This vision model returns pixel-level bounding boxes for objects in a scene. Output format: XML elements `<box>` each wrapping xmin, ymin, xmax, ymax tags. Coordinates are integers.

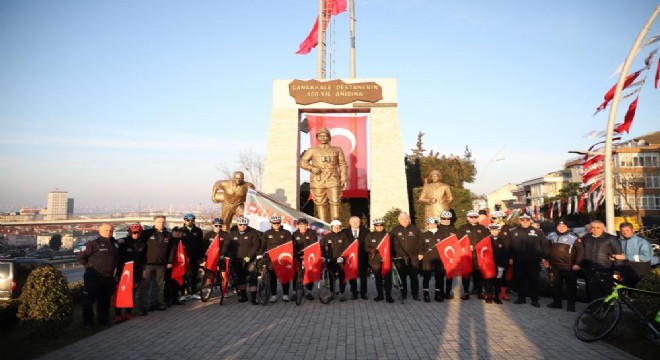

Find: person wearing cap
<box><xmin>113</xmin><ymin>224</ymin><xmax>146</xmax><ymax>323</ymax></box>
<box><xmin>507</xmin><ymin>213</ymin><xmax>549</xmax><ymax>308</ymax></box>
<box><xmin>164</xmin><ymin>226</ymin><xmax>186</xmax><ymax>307</ymax></box>
<box><xmin>618</xmin><ymin>222</ymin><xmax>652</xmax><ymax>287</ymax></box>
<box><xmin>581</xmin><ymin>220</ymin><xmax>624</xmax><ymax>301</ymax></box>
<box><xmin>342</xmin><ymin>216</ymin><xmax>371</xmax><ymax>300</ymax></box>
<box><xmin>181</xmin><ymin>213</ymin><xmax>204</xmax><ymax>300</ymax></box>
<box><xmin>420</xmin><ymin>218</ymin><xmax>445</xmax><ymax>302</ymax></box>
<box><xmin>299</xmin><ymin>127</ymin><xmax>348</xmax><ymax>223</ymax></box>
<box><xmin>458</xmin><ymin>210</ymin><xmax>489</xmax><ymax>300</ymax></box>
<box><xmin>436</xmin><ymin>211</ymin><xmax>461</xmax><ymax>299</ymax></box>
<box><xmin>292</xmin><ymin>218</ymin><xmax>318</xmax><ymax>301</ymax></box>
<box><xmin>365</xmin><ymin>218</ymin><xmax>394</xmax><ymax>303</ymax></box>
<box><xmin>390</xmin><ymin>212</ymin><xmax>423</xmax><ymax>301</ymax></box>
<box><xmin>138</xmin><ymin>215</ymin><xmax>172</xmax><ymax>315</ymax></box>
<box><xmin>546</xmin><ymin>220</ymin><xmax>584</xmax><ymax>312</ymax></box>
<box><xmin>224</xmin><ymin>216</ymin><xmax>261</xmax><ymax>305</ymax></box>
<box><xmin>490</xmin><ymin>211</ymin><xmax>512</xmax><ymax>300</ymax></box>
<box><xmin>321</xmin><ymin>219</ymin><xmax>354</xmax><ymax>301</ymax></box>
<box><xmin>483</xmin><ymin>223</ymin><xmax>509</xmax><ymax>304</ymax></box>
<box><xmin>261</xmin><ymin>216</ymin><xmax>294</xmax><ymax>302</ymax></box>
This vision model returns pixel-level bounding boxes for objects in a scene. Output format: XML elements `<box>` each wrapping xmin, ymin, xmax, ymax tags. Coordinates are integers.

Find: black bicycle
<box><xmin>254</xmin><ymin>257</ymin><xmax>271</xmax><ymax>306</ymax></box>
<box><xmin>293</xmin><ymin>259</ymin><xmax>306</xmax><ymax>306</ymax></box>
<box><xmin>390</xmin><ymin>257</ymin><xmax>406</xmax><ymax>304</ymax></box>
<box><xmin>574</xmin><ymin>279</ymin><xmax>660</xmax><ymax>342</ymax></box>
<box><xmin>318</xmin><ymin>258</ymin><xmax>335</xmax><ymax>304</ymax></box>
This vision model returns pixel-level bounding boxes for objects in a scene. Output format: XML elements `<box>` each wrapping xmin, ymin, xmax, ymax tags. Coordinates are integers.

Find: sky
<box><xmin>1</xmin><ymin>0</ymin><xmax>659</xmax><ymax>211</ymax></box>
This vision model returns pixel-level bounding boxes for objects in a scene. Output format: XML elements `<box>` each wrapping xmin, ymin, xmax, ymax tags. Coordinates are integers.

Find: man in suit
<box><xmin>342</xmin><ymin>216</ymin><xmax>371</xmax><ymax>299</ymax></box>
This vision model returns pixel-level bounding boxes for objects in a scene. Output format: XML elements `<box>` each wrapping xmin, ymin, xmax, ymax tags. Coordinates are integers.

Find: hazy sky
<box><xmin>1</xmin><ymin>0</ymin><xmax>659</xmax><ymax>210</ymax></box>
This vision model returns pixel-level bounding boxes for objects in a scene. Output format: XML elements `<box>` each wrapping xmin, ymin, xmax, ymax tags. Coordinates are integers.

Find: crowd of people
<box><xmin>76</xmin><ymin>211</ymin><xmax>653</xmax><ymax>330</ymax></box>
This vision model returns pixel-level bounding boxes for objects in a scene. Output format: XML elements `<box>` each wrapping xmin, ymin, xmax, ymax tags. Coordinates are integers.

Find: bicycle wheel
<box><xmin>391</xmin><ymin>267</ymin><xmax>403</xmax><ymax>304</ymax></box>
<box><xmin>258</xmin><ymin>269</ymin><xmax>271</xmax><ymax>306</ymax></box>
<box><xmin>574</xmin><ymin>297</ymin><xmax>622</xmax><ymax>342</ymax></box>
<box><xmin>318</xmin><ymin>269</ymin><xmax>334</xmax><ymax>304</ymax></box>
<box><xmin>200</xmin><ymin>270</ymin><xmax>216</xmax><ymax>303</ymax></box>
<box><xmin>295</xmin><ymin>271</ymin><xmax>305</xmax><ymax>306</ymax></box>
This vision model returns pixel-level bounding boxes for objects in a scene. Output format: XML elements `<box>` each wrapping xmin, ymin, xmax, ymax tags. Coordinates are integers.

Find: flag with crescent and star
<box><xmin>267</xmin><ymin>241</ymin><xmax>295</xmax><ymax>283</ymax></box>
<box><xmin>341</xmin><ymin>240</ymin><xmax>359</xmax><ymax>282</ymax></box>
<box><xmin>303</xmin><ymin>242</ymin><xmax>322</xmax><ymax>284</ymax></box>
<box><xmin>306</xmin><ymin>115</ymin><xmax>368</xmax><ymax>198</ymax></box>
<box><xmin>205</xmin><ymin>235</ymin><xmax>222</xmax><ymax>272</ymax></box>
<box><xmin>115</xmin><ymin>261</ymin><xmax>134</xmax><ymax>308</ymax></box>
<box><xmin>475</xmin><ymin>236</ymin><xmax>497</xmax><ymax>279</ymax></box>
<box><xmin>376</xmin><ymin>234</ymin><xmax>391</xmax><ymax>277</ymax></box>
<box><xmin>435</xmin><ymin>234</ymin><xmax>461</xmax><ymax>278</ymax></box>
<box><xmin>171</xmin><ymin>241</ymin><xmax>189</xmax><ymax>286</ymax></box>
<box><xmin>458</xmin><ymin>235</ymin><xmax>473</xmax><ymax>277</ymax></box>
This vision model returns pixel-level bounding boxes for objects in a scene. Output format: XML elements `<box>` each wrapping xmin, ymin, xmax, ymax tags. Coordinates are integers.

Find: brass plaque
<box><xmin>289</xmin><ymin>79</ymin><xmax>383</xmax><ymax>105</ymax></box>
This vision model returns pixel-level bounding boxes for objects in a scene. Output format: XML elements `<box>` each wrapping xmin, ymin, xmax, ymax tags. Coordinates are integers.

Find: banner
<box><xmin>435</xmin><ymin>235</ymin><xmax>461</xmax><ymax>278</ymax></box>
<box><xmin>475</xmin><ymin>236</ymin><xmax>497</xmax><ymax>279</ymax></box>
<box><xmin>303</xmin><ymin>242</ymin><xmax>322</xmax><ymax>284</ymax></box>
<box><xmin>244</xmin><ymin>189</ymin><xmax>329</xmax><ymax>234</ymax></box>
<box><xmin>306</xmin><ymin>115</ymin><xmax>369</xmax><ymax>198</ymax></box>
<box><xmin>267</xmin><ymin>241</ymin><xmax>295</xmax><ymax>284</ymax></box>
<box><xmin>376</xmin><ymin>234</ymin><xmax>391</xmax><ymax>277</ymax></box>
<box><xmin>341</xmin><ymin>240</ymin><xmax>359</xmax><ymax>282</ymax></box>
<box><xmin>171</xmin><ymin>241</ymin><xmax>189</xmax><ymax>286</ymax></box>
<box><xmin>115</xmin><ymin>261</ymin><xmax>134</xmax><ymax>308</ymax></box>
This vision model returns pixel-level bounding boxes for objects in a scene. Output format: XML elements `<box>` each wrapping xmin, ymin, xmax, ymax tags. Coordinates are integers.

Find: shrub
<box><xmin>383</xmin><ymin>208</ymin><xmax>403</xmax><ymax>232</ymax></box>
<box><xmin>68</xmin><ymin>281</ymin><xmax>84</xmax><ymax>303</ymax></box>
<box><xmin>17</xmin><ymin>266</ymin><xmax>73</xmax><ymax>337</ymax></box>
<box><xmin>634</xmin><ymin>268</ymin><xmax>660</xmax><ymax>321</ymax></box>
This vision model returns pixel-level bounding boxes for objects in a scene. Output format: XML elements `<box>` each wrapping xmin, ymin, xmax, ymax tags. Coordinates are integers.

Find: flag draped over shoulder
<box><xmin>342</xmin><ymin>240</ymin><xmax>359</xmax><ymax>282</ymax></box>
<box><xmin>303</xmin><ymin>242</ymin><xmax>322</xmax><ymax>284</ymax></box>
<box><xmin>171</xmin><ymin>241</ymin><xmax>189</xmax><ymax>286</ymax></box>
<box><xmin>268</xmin><ymin>241</ymin><xmax>295</xmax><ymax>283</ymax></box>
<box><xmin>205</xmin><ymin>235</ymin><xmax>221</xmax><ymax>272</ymax></box>
<box><xmin>376</xmin><ymin>234</ymin><xmax>391</xmax><ymax>277</ymax></box>
<box><xmin>296</xmin><ymin>0</ymin><xmax>349</xmax><ymax>54</ymax></box>
<box><xmin>435</xmin><ymin>234</ymin><xmax>461</xmax><ymax>278</ymax></box>
<box><xmin>458</xmin><ymin>235</ymin><xmax>473</xmax><ymax>277</ymax></box>
<box><xmin>115</xmin><ymin>261</ymin><xmax>134</xmax><ymax>308</ymax></box>
<box><xmin>475</xmin><ymin>236</ymin><xmax>497</xmax><ymax>279</ymax></box>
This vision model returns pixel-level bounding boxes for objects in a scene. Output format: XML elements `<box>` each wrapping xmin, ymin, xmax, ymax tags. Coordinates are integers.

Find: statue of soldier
<box><xmin>299</xmin><ymin>127</ymin><xmax>348</xmax><ymax>223</ymax></box>
<box><xmin>211</xmin><ymin>171</ymin><xmax>256</xmax><ymax>231</ymax></box>
<box><xmin>418</xmin><ymin>169</ymin><xmax>453</xmax><ymax>221</ymax></box>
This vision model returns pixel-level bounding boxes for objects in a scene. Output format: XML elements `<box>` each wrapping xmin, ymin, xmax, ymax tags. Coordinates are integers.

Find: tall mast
<box><xmin>350</xmin><ymin>0</ymin><xmax>356</xmax><ymax>78</ymax></box>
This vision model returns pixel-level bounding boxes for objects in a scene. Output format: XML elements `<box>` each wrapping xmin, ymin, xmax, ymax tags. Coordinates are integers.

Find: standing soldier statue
<box><xmin>211</xmin><ymin>171</ymin><xmax>256</xmax><ymax>231</ymax></box>
<box><xmin>418</xmin><ymin>169</ymin><xmax>453</xmax><ymax>221</ymax></box>
<box><xmin>299</xmin><ymin>127</ymin><xmax>348</xmax><ymax>223</ymax></box>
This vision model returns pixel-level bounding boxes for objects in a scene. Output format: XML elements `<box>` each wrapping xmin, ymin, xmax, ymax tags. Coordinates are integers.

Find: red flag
<box><xmin>578</xmin><ymin>195</ymin><xmax>586</xmax><ymax>214</ymax></box>
<box><xmin>376</xmin><ymin>234</ymin><xmax>391</xmax><ymax>277</ymax></box>
<box><xmin>475</xmin><ymin>236</ymin><xmax>497</xmax><ymax>279</ymax></box>
<box><xmin>596</xmin><ymin>70</ymin><xmax>642</xmax><ymax>112</ymax></box>
<box><xmin>205</xmin><ymin>235</ymin><xmax>221</xmax><ymax>272</ymax></box>
<box><xmin>655</xmin><ymin>58</ymin><xmax>659</xmax><ymax>88</ymax></box>
<box><xmin>171</xmin><ymin>241</ymin><xmax>189</xmax><ymax>286</ymax></box>
<box><xmin>435</xmin><ymin>234</ymin><xmax>461</xmax><ymax>278</ymax></box>
<box><xmin>303</xmin><ymin>242</ymin><xmax>322</xmax><ymax>284</ymax></box>
<box><xmin>267</xmin><ymin>241</ymin><xmax>295</xmax><ymax>283</ymax></box>
<box><xmin>306</xmin><ymin>115</ymin><xmax>368</xmax><ymax>198</ymax></box>
<box><xmin>115</xmin><ymin>261</ymin><xmax>134</xmax><ymax>308</ymax></box>
<box><xmin>341</xmin><ymin>240</ymin><xmax>359</xmax><ymax>282</ymax></box>
<box><xmin>614</xmin><ymin>97</ymin><xmax>639</xmax><ymax>134</ymax></box>
<box><xmin>582</xmin><ymin>154</ymin><xmax>604</xmax><ymax>169</ymax></box>
<box><xmin>296</xmin><ymin>0</ymin><xmax>348</xmax><ymax>55</ymax></box>
<box><xmin>458</xmin><ymin>235</ymin><xmax>473</xmax><ymax>277</ymax></box>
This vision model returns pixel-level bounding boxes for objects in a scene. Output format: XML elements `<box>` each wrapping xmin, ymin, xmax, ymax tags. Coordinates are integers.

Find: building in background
<box><xmin>46</xmin><ymin>190</ymin><xmax>73</xmax><ymax>220</ymax></box>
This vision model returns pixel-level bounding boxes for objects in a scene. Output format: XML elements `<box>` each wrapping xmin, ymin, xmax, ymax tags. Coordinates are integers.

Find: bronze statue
<box><xmin>299</xmin><ymin>127</ymin><xmax>348</xmax><ymax>223</ymax></box>
<box><xmin>211</xmin><ymin>171</ymin><xmax>256</xmax><ymax>231</ymax></box>
<box><xmin>418</xmin><ymin>169</ymin><xmax>453</xmax><ymax>220</ymax></box>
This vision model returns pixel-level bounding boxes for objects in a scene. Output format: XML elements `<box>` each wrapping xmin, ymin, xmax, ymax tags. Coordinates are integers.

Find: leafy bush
<box><xmin>68</xmin><ymin>281</ymin><xmax>84</xmax><ymax>303</ymax></box>
<box><xmin>383</xmin><ymin>208</ymin><xmax>403</xmax><ymax>232</ymax></box>
<box><xmin>634</xmin><ymin>268</ymin><xmax>660</xmax><ymax>321</ymax></box>
<box><xmin>17</xmin><ymin>266</ymin><xmax>73</xmax><ymax>337</ymax></box>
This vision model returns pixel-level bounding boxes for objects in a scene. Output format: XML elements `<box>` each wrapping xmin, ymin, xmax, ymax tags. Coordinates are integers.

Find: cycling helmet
<box><xmin>372</xmin><ymin>218</ymin><xmax>385</xmax><ymax>225</ymax></box>
<box><xmin>236</xmin><ymin>216</ymin><xmax>250</xmax><ymax>225</ymax></box>
<box><xmin>212</xmin><ymin>218</ymin><xmax>223</xmax><ymax>225</ymax></box>
<box><xmin>426</xmin><ymin>217</ymin><xmax>439</xmax><ymax>224</ymax></box>
<box><xmin>297</xmin><ymin>218</ymin><xmax>309</xmax><ymax>225</ymax></box>
<box><xmin>440</xmin><ymin>211</ymin><xmax>453</xmax><ymax>219</ymax></box>
<box><xmin>183</xmin><ymin>213</ymin><xmax>195</xmax><ymax>221</ymax></box>
<box><xmin>466</xmin><ymin>210</ymin><xmax>479</xmax><ymax>217</ymax></box>
<box><xmin>330</xmin><ymin>219</ymin><xmax>342</xmax><ymax>226</ymax></box>
<box><xmin>129</xmin><ymin>224</ymin><xmax>143</xmax><ymax>233</ymax></box>
<box><xmin>269</xmin><ymin>216</ymin><xmax>282</xmax><ymax>223</ymax></box>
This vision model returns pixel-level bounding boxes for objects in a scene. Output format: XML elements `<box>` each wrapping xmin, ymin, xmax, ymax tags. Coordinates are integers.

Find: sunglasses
<box><xmin>520</xmin><ymin>219</ymin><xmax>531</xmax><ymax>222</ymax></box>
<box><xmin>375</xmin><ymin>224</ymin><xmax>384</xmax><ymax>226</ymax></box>
<box><xmin>213</xmin><ymin>224</ymin><xmax>221</xmax><ymax>227</ymax></box>
<box><xmin>238</xmin><ymin>224</ymin><xmax>248</xmax><ymax>226</ymax></box>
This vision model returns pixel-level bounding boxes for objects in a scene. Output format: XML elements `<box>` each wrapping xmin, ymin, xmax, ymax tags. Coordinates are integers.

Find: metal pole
<box><xmin>350</xmin><ymin>0</ymin><xmax>356</xmax><ymax>78</ymax></box>
<box><xmin>317</xmin><ymin>0</ymin><xmax>324</xmax><ymax>79</ymax></box>
<box><xmin>604</xmin><ymin>5</ymin><xmax>660</xmax><ymax>234</ymax></box>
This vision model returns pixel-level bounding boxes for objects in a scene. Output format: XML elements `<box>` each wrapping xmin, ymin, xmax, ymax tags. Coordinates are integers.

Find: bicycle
<box><xmin>574</xmin><ymin>279</ymin><xmax>660</xmax><ymax>342</ymax></box>
<box><xmin>199</xmin><ymin>263</ymin><xmax>222</xmax><ymax>303</ymax></box>
<box><xmin>199</xmin><ymin>258</ymin><xmax>241</xmax><ymax>305</ymax></box>
<box><xmin>293</xmin><ymin>258</ymin><xmax>306</xmax><ymax>306</ymax></box>
<box><xmin>390</xmin><ymin>257</ymin><xmax>407</xmax><ymax>304</ymax></box>
<box><xmin>318</xmin><ymin>258</ymin><xmax>335</xmax><ymax>304</ymax></box>
<box><xmin>254</xmin><ymin>257</ymin><xmax>271</xmax><ymax>306</ymax></box>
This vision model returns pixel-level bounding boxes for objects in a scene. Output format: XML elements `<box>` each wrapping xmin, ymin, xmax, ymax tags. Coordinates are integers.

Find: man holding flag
<box><xmin>458</xmin><ymin>210</ymin><xmax>488</xmax><ymax>300</ymax></box>
<box><xmin>479</xmin><ymin>224</ymin><xmax>509</xmax><ymax>304</ymax></box>
<box><xmin>224</xmin><ymin>216</ymin><xmax>261</xmax><ymax>305</ymax></box>
<box><xmin>321</xmin><ymin>219</ymin><xmax>354</xmax><ymax>301</ymax></box>
<box><xmin>293</xmin><ymin>218</ymin><xmax>319</xmax><ymax>301</ymax></box>
<box><xmin>114</xmin><ymin>223</ymin><xmax>145</xmax><ymax>322</ymax></box>
<box><xmin>261</xmin><ymin>216</ymin><xmax>294</xmax><ymax>303</ymax></box>
<box><xmin>166</xmin><ymin>227</ymin><xmax>188</xmax><ymax>307</ymax></box>
<box><xmin>436</xmin><ymin>211</ymin><xmax>461</xmax><ymax>299</ymax></box>
<box><xmin>366</xmin><ymin>218</ymin><xmax>394</xmax><ymax>303</ymax></box>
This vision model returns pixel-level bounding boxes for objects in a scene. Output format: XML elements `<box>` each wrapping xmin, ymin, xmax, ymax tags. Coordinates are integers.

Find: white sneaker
<box><xmin>191</xmin><ymin>294</ymin><xmax>201</xmax><ymax>300</ymax></box>
<box><xmin>178</xmin><ymin>296</ymin><xmax>187</xmax><ymax>302</ymax></box>
<box><xmin>183</xmin><ymin>294</ymin><xmax>192</xmax><ymax>300</ymax></box>
<box><xmin>269</xmin><ymin>295</ymin><xmax>277</xmax><ymax>303</ymax></box>
<box><xmin>282</xmin><ymin>295</ymin><xmax>290</xmax><ymax>302</ymax></box>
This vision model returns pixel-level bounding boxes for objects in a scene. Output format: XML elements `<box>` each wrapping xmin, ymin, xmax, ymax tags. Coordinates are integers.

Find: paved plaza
<box><xmin>39</xmin><ymin>282</ymin><xmax>635</xmax><ymax>360</ymax></box>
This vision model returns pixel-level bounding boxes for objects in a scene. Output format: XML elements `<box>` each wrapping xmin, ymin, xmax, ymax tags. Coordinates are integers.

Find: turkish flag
<box><xmin>435</xmin><ymin>234</ymin><xmax>461</xmax><ymax>278</ymax></box>
<box><xmin>342</xmin><ymin>240</ymin><xmax>359</xmax><ymax>282</ymax></box>
<box><xmin>377</xmin><ymin>234</ymin><xmax>391</xmax><ymax>277</ymax></box>
<box><xmin>615</xmin><ymin>97</ymin><xmax>639</xmax><ymax>134</ymax></box>
<box><xmin>596</xmin><ymin>70</ymin><xmax>642</xmax><ymax>112</ymax></box>
<box><xmin>582</xmin><ymin>155</ymin><xmax>604</xmax><ymax>169</ymax></box>
<box><xmin>303</xmin><ymin>242</ymin><xmax>322</xmax><ymax>284</ymax></box>
<box><xmin>306</xmin><ymin>115</ymin><xmax>368</xmax><ymax>198</ymax></box>
<box><xmin>171</xmin><ymin>241</ymin><xmax>189</xmax><ymax>286</ymax></box>
<box><xmin>458</xmin><ymin>235</ymin><xmax>473</xmax><ymax>277</ymax></box>
<box><xmin>205</xmin><ymin>235</ymin><xmax>222</xmax><ymax>272</ymax></box>
<box><xmin>267</xmin><ymin>241</ymin><xmax>295</xmax><ymax>284</ymax></box>
<box><xmin>655</xmin><ymin>58</ymin><xmax>659</xmax><ymax>88</ymax></box>
<box><xmin>115</xmin><ymin>261</ymin><xmax>134</xmax><ymax>308</ymax></box>
<box><xmin>296</xmin><ymin>0</ymin><xmax>348</xmax><ymax>55</ymax></box>
<box><xmin>475</xmin><ymin>236</ymin><xmax>497</xmax><ymax>279</ymax></box>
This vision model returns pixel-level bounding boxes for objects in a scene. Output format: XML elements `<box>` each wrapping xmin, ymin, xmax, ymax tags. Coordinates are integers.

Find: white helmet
<box><xmin>466</xmin><ymin>210</ymin><xmax>479</xmax><ymax>217</ymax></box>
<box><xmin>440</xmin><ymin>211</ymin><xmax>453</xmax><ymax>219</ymax></box>
<box><xmin>236</xmin><ymin>216</ymin><xmax>250</xmax><ymax>225</ymax></box>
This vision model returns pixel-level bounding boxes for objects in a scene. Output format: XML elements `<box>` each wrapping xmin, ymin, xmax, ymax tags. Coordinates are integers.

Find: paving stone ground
<box><xmin>39</xmin><ymin>280</ymin><xmax>636</xmax><ymax>360</ymax></box>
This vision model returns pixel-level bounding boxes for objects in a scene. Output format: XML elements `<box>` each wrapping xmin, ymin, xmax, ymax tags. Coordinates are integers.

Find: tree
<box><xmin>615</xmin><ymin>172</ymin><xmax>645</xmax><ymax>227</ymax></box>
<box><xmin>49</xmin><ymin>234</ymin><xmax>62</xmax><ymax>252</ymax></box>
<box><xmin>217</xmin><ymin>148</ymin><xmax>265</xmax><ymax>190</ymax></box>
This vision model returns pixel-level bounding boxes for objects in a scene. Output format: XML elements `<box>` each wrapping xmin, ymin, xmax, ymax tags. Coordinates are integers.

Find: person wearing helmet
<box><xmin>203</xmin><ymin>218</ymin><xmax>227</xmax><ymax>254</ymax></box>
<box><xmin>390</xmin><ymin>212</ymin><xmax>423</xmax><ymax>301</ymax></box>
<box><xmin>292</xmin><ymin>218</ymin><xmax>318</xmax><ymax>301</ymax></box>
<box><xmin>211</xmin><ymin>171</ymin><xmax>256</xmax><ymax>231</ymax></box>
<box><xmin>436</xmin><ymin>211</ymin><xmax>461</xmax><ymax>299</ymax></box>
<box><xmin>261</xmin><ymin>216</ymin><xmax>293</xmax><ymax>302</ymax></box>
<box><xmin>457</xmin><ymin>210</ymin><xmax>489</xmax><ymax>300</ymax></box>
<box><xmin>180</xmin><ymin>213</ymin><xmax>204</xmax><ymax>300</ymax></box>
<box><xmin>365</xmin><ymin>218</ymin><xmax>393</xmax><ymax>303</ymax></box>
<box><xmin>321</xmin><ymin>219</ymin><xmax>353</xmax><ymax>301</ymax></box>
<box><xmin>114</xmin><ymin>224</ymin><xmax>146</xmax><ymax>323</ymax></box>
<box><xmin>224</xmin><ymin>216</ymin><xmax>261</xmax><ymax>304</ymax></box>
<box><xmin>420</xmin><ymin>218</ymin><xmax>445</xmax><ymax>302</ymax></box>
<box><xmin>299</xmin><ymin>127</ymin><xmax>348</xmax><ymax>223</ymax></box>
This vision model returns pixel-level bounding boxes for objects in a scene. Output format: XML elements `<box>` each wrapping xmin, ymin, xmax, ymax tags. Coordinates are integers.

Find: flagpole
<box><xmin>350</xmin><ymin>0</ymin><xmax>356</xmax><ymax>78</ymax></box>
<box><xmin>603</xmin><ymin>5</ymin><xmax>660</xmax><ymax>234</ymax></box>
<box><xmin>317</xmin><ymin>0</ymin><xmax>325</xmax><ymax>79</ymax></box>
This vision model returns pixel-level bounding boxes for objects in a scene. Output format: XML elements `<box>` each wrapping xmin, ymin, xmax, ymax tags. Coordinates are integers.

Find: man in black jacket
<box><xmin>390</xmin><ymin>212</ymin><xmax>423</xmax><ymax>301</ymax></box>
<box><xmin>581</xmin><ymin>220</ymin><xmax>624</xmax><ymax>301</ymax></box>
<box><xmin>138</xmin><ymin>215</ymin><xmax>173</xmax><ymax>315</ymax></box>
<box><xmin>181</xmin><ymin>213</ymin><xmax>204</xmax><ymax>300</ymax></box>
<box><xmin>342</xmin><ymin>216</ymin><xmax>371</xmax><ymax>300</ymax></box>
<box><xmin>508</xmin><ymin>213</ymin><xmax>548</xmax><ymax>308</ymax></box>
<box><xmin>546</xmin><ymin>220</ymin><xmax>584</xmax><ymax>312</ymax></box>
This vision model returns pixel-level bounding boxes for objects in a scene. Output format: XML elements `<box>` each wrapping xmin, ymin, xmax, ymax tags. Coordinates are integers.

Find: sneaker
<box><xmin>373</xmin><ymin>295</ymin><xmax>384</xmax><ymax>302</ymax></box>
<box><xmin>306</xmin><ymin>293</ymin><xmax>315</xmax><ymax>300</ymax></box>
<box><xmin>423</xmin><ymin>292</ymin><xmax>431</xmax><ymax>302</ymax></box>
<box><xmin>460</xmin><ymin>293</ymin><xmax>470</xmax><ymax>300</ymax></box>
<box><xmin>269</xmin><ymin>295</ymin><xmax>277</xmax><ymax>303</ymax></box>
<box><xmin>178</xmin><ymin>296</ymin><xmax>187</xmax><ymax>302</ymax></box>
<box><xmin>191</xmin><ymin>294</ymin><xmax>201</xmax><ymax>300</ymax></box>
<box><xmin>477</xmin><ymin>293</ymin><xmax>485</xmax><ymax>300</ymax></box>
<box><xmin>183</xmin><ymin>294</ymin><xmax>192</xmax><ymax>300</ymax></box>
<box><xmin>445</xmin><ymin>292</ymin><xmax>454</xmax><ymax>300</ymax></box>
<box><xmin>282</xmin><ymin>295</ymin><xmax>290</xmax><ymax>302</ymax></box>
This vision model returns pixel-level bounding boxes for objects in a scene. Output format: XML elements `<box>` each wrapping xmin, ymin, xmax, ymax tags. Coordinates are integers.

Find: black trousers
<box><xmin>268</xmin><ymin>269</ymin><xmax>290</xmax><ymax>296</ymax></box>
<box><xmin>373</xmin><ymin>268</ymin><xmax>392</xmax><ymax>297</ymax></box>
<box><xmin>514</xmin><ymin>261</ymin><xmax>541</xmax><ymax>302</ymax></box>
<box><xmin>82</xmin><ymin>270</ymin><xmax>114</xmax><ymax>326</ymax></box>
<box><xmin>550</xmin><ymin>267</ymin><xmax>577</xmax><ymax>303</ymax></box>
<box><xmin>462</xmin><ymin>263</ymin><xmax>483</xmax><ymax>295</ymax></box>
<box><xmin>358</xmin><ymin>261</ymin><xmax>369</xmax><ymax>296</ymax></box>
<box><xmin>186</xmin><ymin>259</ymin><xmax>200</xmax><ymax>295</ymax></box>
<box><xmin>585</xmin><ymin>269</ymin><xmax>613</xmax><ymax>302</ymax></box>
<box><xmin>396</xmin><ymin>259</ymin><xmax>419</xmax><ymax>296</ymax></box>
<box><xmin>139</xmin><ymin>265</ymin><xmax>165</xmax><ymax>311</ymax></box>
<box><xmin>484</xmin><ymin>277</ymin><xmax>503</xmax><ymax>297</ymax></box>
